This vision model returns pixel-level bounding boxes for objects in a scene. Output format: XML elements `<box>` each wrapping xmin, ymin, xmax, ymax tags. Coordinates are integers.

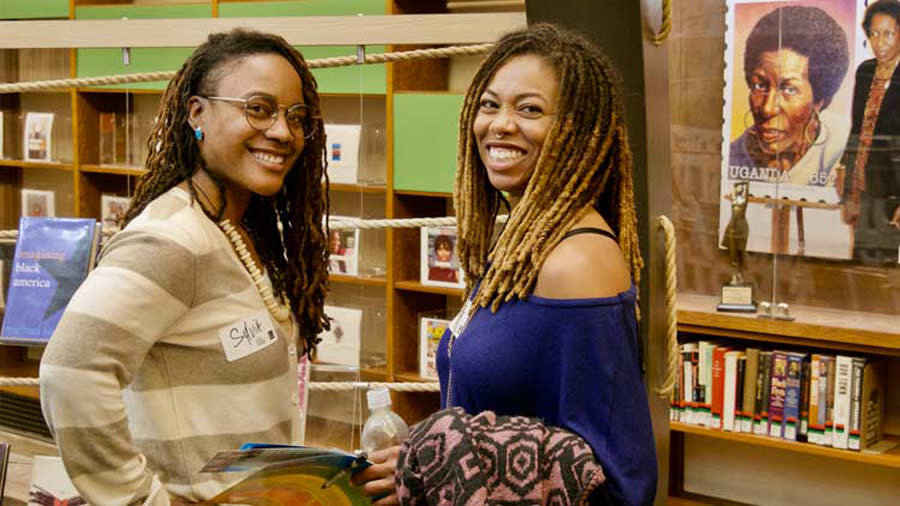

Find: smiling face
<box><xmin>868</xmin><ymin>12</ymin><xmax>900</xmax><ymax>64</ymax></box>
<box><xmin>190</xmin><ymin>53</ymin><xmax>305</xmax><ymax>198</ymax></box>
<box><xmin>473</xmin><ymin>54</ymin><xmax>560</xmax><ymax>197</ymax></box>
<box><xmin>747</xmin><ymin>49</ymin><xmax>821</xmax><ymax>154</ymax></box>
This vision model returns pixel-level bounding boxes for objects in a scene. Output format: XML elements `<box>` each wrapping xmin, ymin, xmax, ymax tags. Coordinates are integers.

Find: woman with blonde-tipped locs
<box><xmin>353</xmin><ymin>24</ymin><xmax>657</xmax><ymax>506</ymax></box>
<box><xmin>451</xmin><ymin>23</ymin><xmax>655</xmax><ymax>505</ymax></box>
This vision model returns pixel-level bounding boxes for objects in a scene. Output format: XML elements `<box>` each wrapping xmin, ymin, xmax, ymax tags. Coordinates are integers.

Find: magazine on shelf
<box><xmin>21</xmin><ymin>188</ymin><xmax>55</xmax><ymax>218</ymax></box>
<box><xmin>200</xmin><ymin>443</ymin><xmax>371</xmax><ymax>506</ymax></box>
<box><xmin>27</xmin><ymin>456</ymin><xmax>87</xmax><ymax>506</ymax></box>
<box><xmin>420</xmin><ymin>226</ymin><xmax>464</xmax><ymax>288</ymax></box>
<box><xmin>324</xmin><ymin>124</ymin><xmax>362</xmax><ymax>184</ymax></box>
<box><xmin>316</xmin><ymin>305</ymin><xmax>362</xmax><ymax>367</ymax></box>
<box><xmin>24</xmin><ymin>112</ymin><xmax>53</xmax><ymax>162</ymax></box>
<box><xmin>101</xmin><ymin>194</ymin><xmax>131</xmax><ymax>232</ymax></box>
<box><xmin>327</xmin><ymin>217</ymin><xmax>360</xmax><ymax>276</ymax></box>
<box><xmin>419</xmin><ymin>316</ymin><xmax>449</xmax><ymax>380</ymax></box>
<box><xmin>1</xmin><ymin>217</ymin><xmax>100</xmax><ymax>344</ymax></box>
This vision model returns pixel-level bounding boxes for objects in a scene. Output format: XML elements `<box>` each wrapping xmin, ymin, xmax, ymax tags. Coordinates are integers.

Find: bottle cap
<box><xmin>367</xmin><ymin>387</ymin><xmax>392</xmax><ymax>410</ymax></box>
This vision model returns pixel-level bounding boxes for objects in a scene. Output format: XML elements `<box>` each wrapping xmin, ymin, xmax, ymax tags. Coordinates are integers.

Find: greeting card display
<box><xmin>21</xmin><ymin>189</ymin><xmax>55</xmax><ymax>218</ymax></box>
<box><xmin>324</xmin><ymin>124</ymin><xmax>362</xmax><ymax>184</ymax></box>
<box><xmin>420</xmin><ymin>226</ymin><xmax>464</xmax><ymax>288</ymax></box>
<box><xmin>101</xmin><ymin>195</ymin><xmax>131</xmax><ymax>232</ymax></box>
<box><xmin>316</xmin><ymin>305</ymin><xmax>363</xmax><ymax>367</ymax></box>
<box><xmin>419</xmin><ymin>317</ymin><xmax>450</xmax><ymax>380</ymax></box>
<box><xmin>24</xmin><ymin>112</ymin><xmax>53</xmax><ymax>162</ymax></box>
<box><xmin>327</xmin><ymin>218</ymin><xmax>360</xmax><ymax>276</ymax></box>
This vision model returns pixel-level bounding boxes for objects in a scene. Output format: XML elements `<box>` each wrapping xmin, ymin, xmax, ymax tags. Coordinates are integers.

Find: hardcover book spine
<box><xmin>682</xmin><ymin>343</ymin><xmax>696</xmax><ymax>425</ymax></box>
<box><xmin>768</xmin><ymin>351</ymin><xmax>788</xmax><ymax>439</ymax></box>
<box><xmin>824</xmin><ymin>356</ymin><xmax>836</xmax><ymax>447</ymax></box>
<box><xmin>735</xmin><ymin>355</ymin><xmax>746</xmax><ymax>431</ymax></box>
<box><xmin>782</xmin><ymin>353</ymin><xmax>805</xmax><ymax>441</ymax></box>
<box><xmin>847</xmin><ymin>357</ymin><xmax>866</xmax><ymax>451</ymax></box>
<box><xmin>860</xmin><ymin>359</ymin><xmax>886</xmax><ymax>450</ymax></box>
<box><xmin>808</xmin><ymin>354</ymin><xmax>823</xmax><ymax>445</ymax></box>
<box><xmin>754</xmin><ymin>351</ymin><xmax>772</xmax><ymax>436</ymax></box>
<box><xmin>711</xmin><ymin>346</ymin><xmax>728</xmax><ymax>430</ymax></box>
<box><xmin>741</xmin><ymin>348</ymin><xmax>760</xmax><ymax>434</ymax></box>
<box><xmin>698</xmin><ymin>341</ymin><xmax>713</xmax><ymax>427</ymax></box>
<box><xmin>723</xmin><ymin>351</ymin><xmax>740</xmax><ymax>432</ymax></box>
<box><xmin>832</xmin><ymin>355</ymin><xmax>854</xmax><ymax>449</ymax></box>
<box><xmin>799</xmin><ymin>359</ymin><xmax>811</xmax><ymax>443</ymax></box>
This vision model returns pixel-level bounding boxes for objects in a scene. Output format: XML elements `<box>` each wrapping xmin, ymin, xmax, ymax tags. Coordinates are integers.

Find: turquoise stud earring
<box><xmin>194</xmin><ymin>126</ymin><xmax>204</xmax><ymax>141</ymax></box>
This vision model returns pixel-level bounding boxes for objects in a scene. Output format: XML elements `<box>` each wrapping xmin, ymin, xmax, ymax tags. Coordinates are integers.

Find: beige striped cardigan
<box><xmin>40</xmin><ymin>186</ymin><xmax>302</xmax><ymax>505</ymax></box>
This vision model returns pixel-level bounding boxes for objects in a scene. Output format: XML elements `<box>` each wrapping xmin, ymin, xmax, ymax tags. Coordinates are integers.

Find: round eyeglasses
<box><xmin>204</xmin><ymin>95</ymin><xmax>318</xmax><ymax>140</ymax></box>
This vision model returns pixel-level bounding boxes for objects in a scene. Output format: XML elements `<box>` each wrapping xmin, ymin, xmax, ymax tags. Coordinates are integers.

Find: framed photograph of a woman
<box><xmin>722</xmin><ymin>1</ymin><xmax>862</xmax><ymax>259</ymax></box>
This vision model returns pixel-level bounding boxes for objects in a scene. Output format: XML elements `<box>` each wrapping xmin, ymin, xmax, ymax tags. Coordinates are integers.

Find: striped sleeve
<box><xmin>40</xmin><ymin>226</ymin><xmax>197</xmax><ymax>506</ymax></box>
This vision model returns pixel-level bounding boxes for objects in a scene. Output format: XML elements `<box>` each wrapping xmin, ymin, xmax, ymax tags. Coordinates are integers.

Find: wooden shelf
<box><xmin>328</xmin><ymin>182</ymin><xmax>387</xmax><ymax>194</ymax></box>
<box><xmin>394</xmin><ymin>371</ymin><xmax>439</xmax><ymax>383</ymax></box>
<box><xmin>0</xmin><ymin>159</ymin><xmax>72</xmax><ymax>171</ymax></box>
<box><xmin>677</xmin><ymin>293</ymin><xmax>900</xmax><ymax>356</ymax></box>
<box><xmin>394</xmin><ymin>279</ymin><xmax>463</xmax><ymax>296</ymax></box>
<box><xmin>671</xmin><ymin>421</ymin><xmax>900</xmax><ymax>469</ymax></box>
<box><xmin>79</xmin><ymin>163</ymin><xmax>146</xmax><ymax>176</ymax></box>
<box><xmin>394</xmin><ymin>189</ymin><xmax>452</xmax><ymax>198</ymax></box>
<box><xmin>329</xmin><ymin>273</ymin><xmax>386</xmax><ymax>287</ymax></box>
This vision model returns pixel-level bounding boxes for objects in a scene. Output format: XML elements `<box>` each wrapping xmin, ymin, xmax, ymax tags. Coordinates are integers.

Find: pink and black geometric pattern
<box><xmin>396</xmin><ymin>407</ymin><xmax>605</xmax><ymax>506</ymax></box>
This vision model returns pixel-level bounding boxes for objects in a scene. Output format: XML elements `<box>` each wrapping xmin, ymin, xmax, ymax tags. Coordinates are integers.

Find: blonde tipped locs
<box><xmin>123</xmin><ymin>28</ymin><xmax>331</xmax><ymax>357</ymax></box>
<box><xmin>454</xmin><ymin>23</ymin><xmax>643</xmax><ymax>312</ymax></box>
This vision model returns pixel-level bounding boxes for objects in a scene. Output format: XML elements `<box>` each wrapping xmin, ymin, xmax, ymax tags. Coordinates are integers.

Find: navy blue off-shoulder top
<box><xmin>436</xmin><ymin>287</ymin><xmax>658</xmax><ymax>506</ymax></box>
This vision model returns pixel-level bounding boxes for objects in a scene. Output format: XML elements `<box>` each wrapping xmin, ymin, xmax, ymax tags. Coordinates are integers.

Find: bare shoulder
<box><xmin>533</xmin><ymin>227</ymin><xmax>631</xmax><ymax>299</ymax></box>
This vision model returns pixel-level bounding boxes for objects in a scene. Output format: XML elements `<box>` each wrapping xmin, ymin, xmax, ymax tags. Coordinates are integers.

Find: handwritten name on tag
<box><xmin>218</xmin><ymin>310</ymin><xmax>279</xmax><ymax>362</ymax></box>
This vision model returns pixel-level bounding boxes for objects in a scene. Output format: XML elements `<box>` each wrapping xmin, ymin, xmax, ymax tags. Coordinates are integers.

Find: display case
<box><xmin>667</xmin><ymin>1</ymin><xmax>900</xmax><ymax>504</ymax></box>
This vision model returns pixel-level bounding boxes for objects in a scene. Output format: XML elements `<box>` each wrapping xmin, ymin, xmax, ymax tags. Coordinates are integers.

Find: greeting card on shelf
<box><xmin>328</xmin><ymin>217</ymin><xmax>360</xmax><ymax>276</ymax></box>
<box><xmin>324</xmin><ymin>124</ymin><xmax>362</xmax><ymax>184</ymax></box>
<box><xmin>27</xmin><ymin>456</ymin><xmax>87</xmax><ymax>506</ymax></box>
<box><xmin>101</xmin><ymin>195</ymin><xmax>131</xmax><ymax>232</ymax></box>
<box><xmin>419</xmin><ymin>316</ymin><xmax>450</xmax><ymax>380</ymax></box>
<box><xmin>420</xmin><ymin>226</ymin><xmax>465</xmax><ymax>288</ymax></box>
<box><xmin>316</xmin><ymin>305</ymin><xmax>362</xmax><ymax>368</ymax></box>
<box><xmin>1</xmin><ymin>217</ymin><xmax>100</xmax><ymax>344</ymax></box>
<box><xmin>24</xmin><ymin>112</ymin><xmax>53</xmax><ymax>162</ymax></box>
<box><xmin>21</xmin><ymin>189</ymin><xmax>55</xmax><ymax>218</ymax></box>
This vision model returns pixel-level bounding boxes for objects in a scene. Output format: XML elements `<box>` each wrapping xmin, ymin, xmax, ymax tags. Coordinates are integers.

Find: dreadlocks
<box><xmin>455</xmin><ymin>23</ymin><xmax>643</xmax><ymax>311</ymax></box>
<box><xmin>123</xmin><ymin>29</ymin><xmax>330</xmax><ymax>356</ymax></box>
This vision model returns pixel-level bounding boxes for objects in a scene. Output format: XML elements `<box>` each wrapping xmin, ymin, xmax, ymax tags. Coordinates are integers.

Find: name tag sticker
<box><xmin>219</xmin><ymin>310</ymin><xmax>279</xmax><ymax>362</ymax></box>
<box><xmin>449</xmin><ymin>298</ymin><xmax>475</xmax><ymax>338</ymax></box>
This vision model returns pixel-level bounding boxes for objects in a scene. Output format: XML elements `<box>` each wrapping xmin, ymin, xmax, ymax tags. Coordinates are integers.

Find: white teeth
<box><xmin>252</xmin><ymin>151</ymin><xmax>285</xmax><ymax>164</ymax></box>
<box><xmin>488</xmin><ymin>146</ymin><xmax>525</xmax><ymax>162</ymax></box>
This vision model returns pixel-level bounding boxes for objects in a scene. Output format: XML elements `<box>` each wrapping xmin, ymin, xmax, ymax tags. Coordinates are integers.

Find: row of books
<box><xmin>670</xmin><ymin>342</ymin><xmax>889</xmax><ymax>452</ymax></box>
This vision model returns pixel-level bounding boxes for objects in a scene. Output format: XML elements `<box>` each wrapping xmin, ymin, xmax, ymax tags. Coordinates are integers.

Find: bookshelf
<box><xmin>0</xmin><ymin>0</ymin><xmax>526</xmax><ymax>453</ymax></box>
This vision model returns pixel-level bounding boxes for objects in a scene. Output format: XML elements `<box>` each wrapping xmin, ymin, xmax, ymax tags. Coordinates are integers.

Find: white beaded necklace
<box><xmin>219</xmin><ymin>219</ymin><xmax>291</xmax><ymax>322</ymax></box>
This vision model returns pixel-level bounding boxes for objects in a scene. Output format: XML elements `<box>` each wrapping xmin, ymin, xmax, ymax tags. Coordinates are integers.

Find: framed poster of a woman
<box><xmin>722</xmin><ymin>1</ymin><xmax>857</xmax><ymax>259</ymax></box>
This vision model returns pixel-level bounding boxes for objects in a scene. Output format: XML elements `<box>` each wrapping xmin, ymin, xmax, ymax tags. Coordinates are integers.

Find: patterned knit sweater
<box><xmin>40</xmin><ymin>187</ymin><xmax>302</xmax><ymax>505</ymax></box>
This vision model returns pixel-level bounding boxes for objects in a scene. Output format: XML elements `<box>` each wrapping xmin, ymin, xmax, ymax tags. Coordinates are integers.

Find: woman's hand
<box><xmin>351</xmin><ymin>446</ymin><xmax>401</xmax><ymax>506</ymax></box>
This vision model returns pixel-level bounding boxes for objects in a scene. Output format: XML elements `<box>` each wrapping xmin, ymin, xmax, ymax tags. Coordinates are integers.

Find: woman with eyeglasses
<box><xmin>40</xmin><ymin>29</ymin><xmax>330</xmax><ymax>505</ymax></box>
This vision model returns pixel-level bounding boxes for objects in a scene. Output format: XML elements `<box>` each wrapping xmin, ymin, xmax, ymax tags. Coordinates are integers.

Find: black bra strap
<box><xmin>561</xmin><ymin>227</ymin><xmax>617</xmax><ymax>242</ymax></box>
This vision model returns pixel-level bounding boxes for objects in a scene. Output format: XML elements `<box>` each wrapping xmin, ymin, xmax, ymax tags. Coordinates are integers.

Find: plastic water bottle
<box><xmin>360</xmin><ymin>388</ymin><xmax>409</xmax><ymax>453</ymax></box>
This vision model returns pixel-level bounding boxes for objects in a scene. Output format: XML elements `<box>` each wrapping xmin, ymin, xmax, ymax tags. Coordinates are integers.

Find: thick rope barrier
<box><xmin>650</xmin><ymin>0</ymin><xmax>673</xmax><ymax>47</ymax></box>
<box><xmin>0</xmin><ymin>215</ymin><xmax>508</xmax><ymax>242</ymax></box>
<box><xmin>656</xmin><ymin>215</ymin><xmax>678</xmax><ymax>397</ymax></box>
<box><xmin>0</xmin><ymin>376</ymin><xmax>438</xmax><ymax>391</ymax></box>
<box><xmin>0</xmin><ymin>43</ymin><xmax>493</xmax><ymax>94</ymax></box>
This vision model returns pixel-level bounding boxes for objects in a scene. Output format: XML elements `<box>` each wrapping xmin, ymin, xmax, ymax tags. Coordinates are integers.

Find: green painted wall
<box><xmin>75</xmin><ymin>5</ymin><xmax>213</xmax><ymax>90</ymax></box>
<box><xmin>219</xmin><ymin>1</ymin><xmax>386</xmax><ymax>94</ymax></box>
<box><xmin>0</xmin><ymin>0</ymin><xmax>68</xmax><ymax>20</ymax></box>
<box><xmin>393</xmin><ymin>93</ymin><xmax>463</xmax><ymax>194</ymax></box>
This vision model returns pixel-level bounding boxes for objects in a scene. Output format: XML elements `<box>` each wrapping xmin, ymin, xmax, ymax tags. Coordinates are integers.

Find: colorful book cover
<box><xmin>782</xmin><ymin>352</ymin><xmax>806</xmax><ymax>441</ymax></box>
<box><xmin>202</xmin><ymin>443</ymin><xmax>371</xmax><ymax>506</ymax></box>
<box><xmin>808</xmin><ymin>354</ymin><xmax>824</xmax><ymax>445</ymax></box>
<box><xmin>711</xmin><ymin>345</ymin><xmax>729</xmax><ymax>430</ymax></box>
<box><xmin>824</xmin><ymin>356</ymin><xmax>836</xmax><ymax>447</ymax></box>
<box><xmin>768</xmin><ymin>351</ymin><xmax>788</xmax><ymax>438</ymax></box>
<box><xmin>1</xmin><ymin>217</ymin><xmax>98</xmax><ymax>344</ymax></box>
<box><xmin>799</xmin><ymin>359</ymin><xmax>811</xmax><ymax>442</ymax></box>
<box><xmin>860</xmin><ymin>359</ymin><xmax>887</xmax><ymax>450</ymax></box>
